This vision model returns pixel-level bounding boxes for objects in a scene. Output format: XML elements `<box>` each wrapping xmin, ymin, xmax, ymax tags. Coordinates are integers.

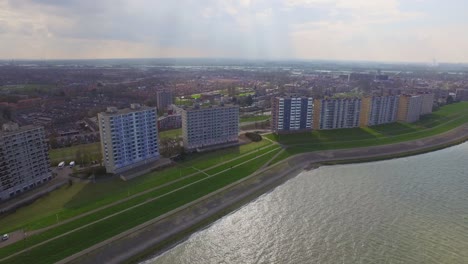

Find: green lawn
<box><xmin>0</xmin><ymin>139</ymin><xmax>272</xmax><ymax>234</ymax></box>
<box><xmin>159</xmin><ymin>128</ymin><xmax>182</xmax><ymax>138</ymax></box>
<box><xmin>49</xmin><ymin>143</ymin><xmax>101</xmax><ymax>165</ymax></box>
<box><xmin>48</xmin><ymin>129</ymin><xmax>181</xmax><ymax>166</ymax></box>
<box><xmin>0</xmin><ymin>148</ymin><xmax>281</xmax><ymax>263</ymax></box>
<box><xmin>267</xmin><ymin>102</ymin><xmax>468</xmax><ymax>164</ymax></box>
<box><xmin>240</xmin><ymin>115</ymin><xmax>270</xmax><ymax>123</ymax></box>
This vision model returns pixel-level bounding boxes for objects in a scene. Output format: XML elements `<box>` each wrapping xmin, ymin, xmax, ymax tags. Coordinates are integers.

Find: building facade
<box><xmin>397</xmin><ymin>95</ymin><xmax>423</xmax><ymax>123</ymax></box>
<box><xmin>455</xmin><ymin>89</ymin><xmax>468</xmax><ymax>101</ymax></box>
<box><xmin>420</xmin><ymin>93</ymin><xmax>435</xmax><ymax>115</ymax></box>
<box><xmin>156</xmin><ymin>90</ymin><xmax>173</xmax><ymax>111</ymax></box>
<box><xmin>0</xmin><ymin>123</ymin><xmax>52</xmax><ymax>201</ymax></box>
<box><xmin>313</xmin><ymin>98</ymin><xmax>362</xmax><ymax>130</ymax></box>
<box><xmin>360</xmin><ymin>95</ymin><xmax>399</xmax><ymax>127</ymax></box>
<box><xmin>98</xmin><ymin>104</ymin><xmax>159</xmax><ymax>174</ymax></box>
<box><xmin>157</xmin><ymin>114</ymin><xmax>182</xmax><ymax>131</ymax></box>
<box><xmin>182</xmin><ymin>105</ymin><xmax>239</xmax><ymax>151</ymax></box>
<box><xmin>271</xmin><ymin>97</ymin><xmax>313</xmax><ymax>133</ymax></box>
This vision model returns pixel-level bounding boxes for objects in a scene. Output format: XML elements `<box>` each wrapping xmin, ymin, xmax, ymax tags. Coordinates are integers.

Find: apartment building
<box><xmin>98</xmin><ymin>104</ymin><xmax>159</xmax><ymax>174</ymax></box>
<box><xmin>182</xmin><ymin>104</ymin><xmax>239</xmax><ymax>151</ymax></box>
<box><xmin>0</xmin><ymin>123</ymin><xmax>52</xmax><ymax>201</ymax></box>
<box><xmin>397</xmin><ymin>95</ymin><xmax>423</xmax><ymax>123</ymax></box>
<box><xmin>420</xmin><ymin>93</ymin><xmax>435</xmax><ymax>115</ymax></box>
<box><xmin>156</xmin><ymin>90</ymin><xmax>173</xmax><ymax>111</ymax></box>
<box><xmin>271</xmin><ymin>96</ymin><xmax>313</xmax><ymax>133</ymax></box>
<box><xmin>157</xmin><ymin>114</ymin><xmax>182</xmax><ymax>131</ymax></box>
<box><xmin>360</xmin><ymin>95</ymin><xmax>399</xmax><ymax>127</ymax></box>
<box><xmin>313</xmin><ymin>98</ymin><xmax>361</xmax><ymax>130</ymax></box>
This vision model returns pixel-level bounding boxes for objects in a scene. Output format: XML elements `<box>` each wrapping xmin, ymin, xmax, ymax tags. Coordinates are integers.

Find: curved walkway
<box><xmin>62</xmin><ymin>123</ymin><xmax>468</xmax><ymax>264</ymax></box>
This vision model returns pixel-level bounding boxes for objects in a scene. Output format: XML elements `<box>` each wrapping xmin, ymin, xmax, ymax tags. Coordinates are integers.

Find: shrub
<box><xmin>245</xmin><ymin>132</ymin><xmax>262</xmax><ymax>142</ymax></box>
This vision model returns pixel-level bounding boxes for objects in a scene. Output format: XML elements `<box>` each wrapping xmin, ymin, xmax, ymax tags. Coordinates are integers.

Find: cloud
<box><xmin>0</xmin><ymin>0</ymin><xmax>466</xmax><ymax>62</ymax></box>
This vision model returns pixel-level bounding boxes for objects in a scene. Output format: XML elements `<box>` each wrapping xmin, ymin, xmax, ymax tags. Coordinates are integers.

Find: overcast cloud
<box><xmin>0</xmin><ymin>0</ymin><xmax>467</xmax><ymax>62</ymax></box>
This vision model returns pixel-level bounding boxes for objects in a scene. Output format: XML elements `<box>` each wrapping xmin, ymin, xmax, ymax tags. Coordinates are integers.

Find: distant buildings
<box><xmin>0</xmin><ymin>123</ymin><xmax>52</xmax><ymax>201</ymax></box>
<box><xmin>455</xmin><ymin>89</ymin><xmax>468</xmax><ymax>101</ymax></box>
<box><xmin>271</xmin><ymin>96</ymin><xmax>313</xmax><ymax>133</ymax></box>
<box><xmin>313</xmin><ymin>98</ymin><xmax>361</xmax><ymax>130</ymax></box>
<box><xmin>397</xmin><ymin>95</ymin><xmax>423</xmax><ymax>123</ymax></box>
<box><xmin>156</xmin><ymin>90</ymin><xmax>173</xmax><ymax>111</ymax></box>
<box><xmin>158</xmin><ymin>114</ymin><xmax>182</xmax><ymax>131</ymax></box>
<box><xmin>98</xmin><ymin>104</ymin><xmax>160</xmax><ymax>174</ymax></box>
<box><xmin>420</xmin><ymin>93</ymin><xmax>435</xmax><ymax>115</ymax></box>
<box><xmin>360</xmin><ymin>95</ymin><xmax>399</xmax><ymax>127</ymax></box>
<box><xmin>181</xmin><ymin>105</ymin><xmax>239</xmax><ymax>151</ymax></box>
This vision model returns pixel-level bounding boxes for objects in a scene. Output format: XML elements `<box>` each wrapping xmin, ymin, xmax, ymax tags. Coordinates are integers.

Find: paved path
<box><xmin>0</xmin><ymin>145</ymin><xmax>280</xmax><ymax>262</ymax></box>
<box><xmin>2</xmin><ymin>123</ymin><xmax>467</xmax><ymax>263</ymax></box>
<box><xmin>60</xmin><ymin>123</ymin><xmax>468</xmax><ymax>264</ymax></box>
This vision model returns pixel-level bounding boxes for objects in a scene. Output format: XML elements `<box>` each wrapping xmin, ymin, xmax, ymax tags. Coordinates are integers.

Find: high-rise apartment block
<box><xmin>360</xmin><ymin>95</ymin><xmax>399</xmax><ymax>127</ymax></box>
<box><xmin>397</xmin><ymin>95</ymin><xmax>423</xmax><ymax>123</ymax></box>
<box><xmin>313</xmin><ymin>98</ymin><xmax>361</xmax><ymax>130</ymax></box>
<box><xmin>181</xmin><ymin>105</ymin><xmax>239</xmax><ymax>151</ymax></box>
<box><xmin>156</xmin><ymin>90</ymin><xmax>173</xmax><ymax>111</ymax></box>
<box><xmin>0</xmin><ymin>123</ymin><xmax>52</xmax><ymax>201</ymax></box>
<box><xmin>420</xmin><ymin>93</ymin><xmax>435</xmax><ymax>115</ymax></box>
<box><xmin>98</xmin><ymin>104</ymin><xmax>160</xmax><ymax>174</ymax></box>
<box><xmin>271</xmin><ymin>96</ymin><xmax>313</xmax><ymax>133</ymax></box>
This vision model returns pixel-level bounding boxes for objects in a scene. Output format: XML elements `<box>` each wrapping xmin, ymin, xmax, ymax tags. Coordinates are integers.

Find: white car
<box><xmin>2</xmin><ymin>234</ymin><xmax>8</xmax><ymax>241</ymax></box>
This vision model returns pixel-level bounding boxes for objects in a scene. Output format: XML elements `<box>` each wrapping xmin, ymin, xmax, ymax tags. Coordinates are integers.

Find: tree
<box><xmin>49</xmin><ymin>136</ymin><xmax>59</xmax><ymax>149</ymax></box>
<box><xmin>160</xmin><ymin>137</ymin><xmax>183</xmax><ymax>157</ymax></box>
<box><xmin>245</xmin><ymin>95</ymin><xmax>253</xmax><ymax>106</ymax></box>
<box><xmin>447</xmin><ymin>95</ymin><xmax>454</xmax><ymax>104</ymax></box>
<box><xmin>75</xmin><ymin>149</ymin><xmax>83</xmax><ymax>165</ymax></box>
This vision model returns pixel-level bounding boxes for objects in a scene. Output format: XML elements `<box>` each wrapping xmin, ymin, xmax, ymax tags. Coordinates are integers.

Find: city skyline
<box><xmin>1</xmin><ymin>0</ymin><xmax>468</xmax><ymax>63</ymax></box>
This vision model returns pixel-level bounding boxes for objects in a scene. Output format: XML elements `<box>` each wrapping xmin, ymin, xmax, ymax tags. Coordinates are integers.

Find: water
<box><xmin>143</xmin><ymin>143</ymin><xmax>468</xmax><ymax>264</ymax></box>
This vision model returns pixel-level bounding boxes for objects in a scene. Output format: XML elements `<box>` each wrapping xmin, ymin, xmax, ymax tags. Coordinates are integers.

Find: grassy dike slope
<box><xmin>0</xmin><ymin>147</ymin><xmax>281</xmax><ymax>264</ymax></box>
<box><xmin>268</xmin><ymin>102</ymin><xmax>468</xmax><ymax>164</ymax></box>
<box><xmin>0</xmin><ymin>140</ymin><xmax>272</xmax><ymax>234</ymax></box>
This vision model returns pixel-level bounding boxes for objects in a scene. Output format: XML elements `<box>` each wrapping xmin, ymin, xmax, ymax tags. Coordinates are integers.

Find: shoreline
<box><xmin>63</xmin><ymin>123</ymin><xmax>468</xmax><ymax>264</ymax></box>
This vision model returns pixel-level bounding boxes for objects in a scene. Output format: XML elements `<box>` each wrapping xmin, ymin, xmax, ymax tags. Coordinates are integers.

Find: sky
<box><xmin>0</xmin><ymin>0</ymin><xmax>468</xmax><ymax>63</ymax></box>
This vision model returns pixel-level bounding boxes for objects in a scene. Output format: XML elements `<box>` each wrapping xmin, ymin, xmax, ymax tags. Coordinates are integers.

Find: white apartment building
<box><xmin>367</xmin><ymin>95</ymin><xmax>399</xmax><ymax>126</ymax></box>
<box><xmin>182</xmin><ymin>105</ymin><xmax>239</xmax><ymax>151</ymax></box>
<box><xmin>0</xmin><ymin>123</ymin><xmax>52</xmax><ymax>201</ymax></box>
<box><xmin>271</xmin><ymin>97</ymin><xmax>313</xmax><ymax>133</ymax></box>
<box><xmin>420</xmin><ymin>93</ymin><xmax>435</xmax><ymax>115</ymax></box>
<box><xmin>397</xmin><ymin>95</ymin><xmax>423</xmax><ymax>123</ymax></box>
<box><xmin>314</xmin><ymin>98</ymin><xmax>361</xmax><ymax>130</ymax></box>
<box><xmin>98</xmin><ymin>104</ymin><xmax>159</xmax><ymax>174</ymax></box>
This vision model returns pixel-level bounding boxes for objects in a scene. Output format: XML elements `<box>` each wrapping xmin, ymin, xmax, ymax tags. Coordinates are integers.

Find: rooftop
<box><xmin>99</xmin><ymin>104</ymin><xmax>156</xmax><ymax>116</ymax></box>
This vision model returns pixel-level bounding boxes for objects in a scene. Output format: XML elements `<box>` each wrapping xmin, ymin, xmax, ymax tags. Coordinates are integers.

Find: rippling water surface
<box><xmin>143</xmin><ymin>143</ymin><xmax>468</xmax><ymax>264</ymax></box>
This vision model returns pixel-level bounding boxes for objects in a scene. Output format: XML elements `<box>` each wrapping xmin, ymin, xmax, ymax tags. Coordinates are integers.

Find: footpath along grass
<box><xmin>0</xmin><ymin>141</ymin><xmax>268</xmax><ymax>233</ymax></box>
<box><xmin>205</xmin><ymin>145</ymin><xmax>280</xmax><ymax>175</ymax></box>
<box><xmin>0</xmin><ymin>145</ymin><xmax>279</xmax><ymax>259</ymax></box>
<box><xmin>268</xmin><ymin>102</ymin><xmax>468</xmax><ymax>164</ymax></box>
<box><xmin>0</xmin><ymin>171</ymin><xmax>208</xmax><ymax>259</ymax></box>
<box><xmin>1</xmin><ymin>149</ymin><xmax>281</xmax><ymax>264</ymax></box>
<box><xmin>0</xmin><ymin>140</ymin><xmax>272</xmax><ymax>234</ymax></box>
<box><xmin>183</xmin><ymin>139</ymin><xmax>272</xmax><ymax>170</ymax></box>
